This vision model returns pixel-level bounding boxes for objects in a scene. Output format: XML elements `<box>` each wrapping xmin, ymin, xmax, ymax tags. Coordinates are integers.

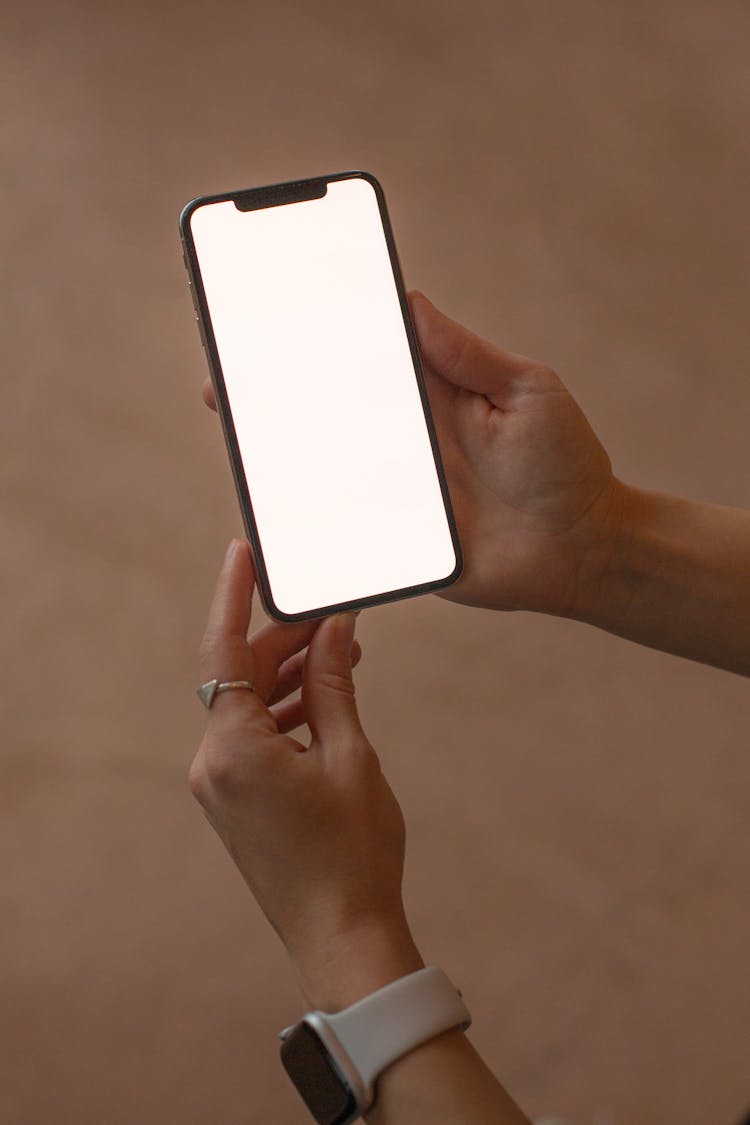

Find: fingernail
<box><xmin>334</xmin><ymin>611</ymin><xmax>357</xmax><ymax>652</ymax></box>
<box><xmin>225</xmin><ymin>538</ymin><xmax>244</xmax><ymax>564</ymax></box>
<box><xmin>410</xmin><ymin>290</ymin><xmax>433</xmax><ymax>320</ymax></box>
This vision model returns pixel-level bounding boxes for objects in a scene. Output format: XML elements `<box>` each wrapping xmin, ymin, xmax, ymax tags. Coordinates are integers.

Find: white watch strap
<box><xmin>323</xmin><ymin>966</ymin><xmax>471</xmax><ymax>1101</ymax></box>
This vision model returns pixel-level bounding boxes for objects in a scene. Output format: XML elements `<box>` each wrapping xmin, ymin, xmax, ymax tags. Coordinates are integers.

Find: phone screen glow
<box><xmin>189</xmin><ymin>177</ymin><xmax>459</xmax><ymax>617</ymax></box>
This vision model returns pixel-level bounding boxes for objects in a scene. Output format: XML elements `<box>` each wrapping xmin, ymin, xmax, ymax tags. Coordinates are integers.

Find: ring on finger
<box><xmin>197</xmin><ymin>678</ymin><xmax>256</xmax><ymax>709</ymax></box>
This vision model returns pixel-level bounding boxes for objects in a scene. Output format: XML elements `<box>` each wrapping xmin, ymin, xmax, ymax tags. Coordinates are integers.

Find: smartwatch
<box><xmin>279</xmin><ymin>966</ymin><xmax>471</xmax><ymax>1125</ymax></box>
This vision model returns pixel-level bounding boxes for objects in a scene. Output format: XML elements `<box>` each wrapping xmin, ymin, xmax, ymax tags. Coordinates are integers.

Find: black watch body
<box><xmin>280</xmin><ymin>1019</ymin><xmax>363</xmax><ymax>1125</ymax></box>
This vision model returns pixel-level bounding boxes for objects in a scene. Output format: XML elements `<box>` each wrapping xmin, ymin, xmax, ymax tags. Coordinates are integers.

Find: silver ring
<box><xmin>197</xmin><ymin>678</ymin><xmax>256</xmax><ymax>709</ymax></box>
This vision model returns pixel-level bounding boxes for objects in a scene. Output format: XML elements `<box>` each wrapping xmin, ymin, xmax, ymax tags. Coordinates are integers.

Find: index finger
<box><xmin>199</xmin><ymin>539</ymin><xmax>266</xmax><ymax>723</ymax></box>
<box><xmin>203</xmin><ymin>538</ymin><xmax>254</xmax><ymax>643</ymax></box>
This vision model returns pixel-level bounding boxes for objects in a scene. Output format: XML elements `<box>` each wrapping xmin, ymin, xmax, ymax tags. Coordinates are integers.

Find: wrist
<box><xmin>567</xmin><ymin>484</ymin><xmax>750</xmax><ymax>674</ymax></box>
<box><xmin>565</xmin><ymin>477</ymin><xmax>639</xmax><ymax>627</ymax></box>
<box><xmin>288</xmin><ymin>908</ymin><xmax>424</xmax><ymax>1012</ymax></box>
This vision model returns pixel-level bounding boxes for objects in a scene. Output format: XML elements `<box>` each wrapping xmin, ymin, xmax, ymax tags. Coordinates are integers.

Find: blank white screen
<box><xmin>190</xmin><ymin>177</ymin><xmax>457</xmax><ymax>616</ymax></box>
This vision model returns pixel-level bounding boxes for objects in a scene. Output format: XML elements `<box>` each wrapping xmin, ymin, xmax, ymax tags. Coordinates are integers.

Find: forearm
<box><xmin>365</xmin><ymin>1026</ymin><xmax>529</xmax><ymax>1125</ymax></box>
<box><xmin>289</xmin><ymin>918</ymin><xmax>530</xmax><ymax>1125</ymax></box>
<box><xmin>574</xmin><ymin>482</ymin><xmax>750</xmax><ymax>676</ymax></box>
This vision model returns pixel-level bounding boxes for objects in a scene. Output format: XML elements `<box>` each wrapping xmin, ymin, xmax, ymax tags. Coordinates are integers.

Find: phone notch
<box><xmin>233</xmin><ymin>179</ymin><xmax>328</xmax><ymax>213</ymax></box>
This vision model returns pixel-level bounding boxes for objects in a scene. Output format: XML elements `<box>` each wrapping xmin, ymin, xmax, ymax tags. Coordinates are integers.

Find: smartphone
<box><xmin>179</xmin><ymin>170</ymin><xmax>462</xmax><ymax>622</ymax></box>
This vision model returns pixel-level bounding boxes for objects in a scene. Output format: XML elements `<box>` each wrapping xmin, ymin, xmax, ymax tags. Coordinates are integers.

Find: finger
<box><xmin>267</xmin><ymin>640</ymin><xmax>362</xmax><ymax>707</ymax></box>
<box><xmin>270</xmin><ymin>696</ymin><xmax>306</xmax><ymax>734</ymax></box>
<box><xmin>202</xmin><ymin>379</ymin><xmax>218</xmax><ymax>412</ymax></box>
<box><xmin>249</xmin><ymin>600</ymin><xmax>364</xmax><ymax>701</ymax></box>
<box><xmin>248</xmin><ymin>616</ymin><xmax>320</xmax><ymax>701</ymax></box>
<box><xmin>267</xmin><ymin>649</ymin><xmax>307</xmax><ymax>705</ymax></box>
<box><xmin>302</xmin><ymin>613</ymin><xmax>364</xmax><ymax>746</ymax></box>
<box><xmin>203</xmin><ymin>539</ymin><xmax>255</xmax><ymax>649</ymax></box>
<box><xmin>199</xmin><ymin>539</ymin><xmax>269</xmax><ymax>726</ymax></box>
<box><xmin>271</xmin><ymin>639</ymin><xmax>363</xmax><ymax>733</ymax></box>
<box><xmin>409</xmin><ymin>290</ymin><xmax>537</xmax><ymax>409</ymax></box>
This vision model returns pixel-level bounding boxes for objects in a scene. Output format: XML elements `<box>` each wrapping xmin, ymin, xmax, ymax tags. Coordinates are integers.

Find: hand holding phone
<box><xmin>190</xmin><ymin>538</ymin><xmax>420</xmax><ymax>1010</ymax></box>
<box><xmin>180</xmin><ymin>172</ymin><xmax>462</xmax><ymax>622</ymax></box>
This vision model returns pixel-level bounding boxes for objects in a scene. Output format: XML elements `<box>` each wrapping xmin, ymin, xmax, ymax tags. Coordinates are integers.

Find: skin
<box><xmin>193</xmin><ymin>291</ymin><xmax>750</xmax><ymax>1123</ymax></box>
<box><xmin>192</xmin><ymin>539</ymin><xmax>529</xmax><ymax>1124</ymax></box>
<box><xmin>191</xmin><ymin>541</ymin><xmax>412</xmax><ymax>982</ymax></box>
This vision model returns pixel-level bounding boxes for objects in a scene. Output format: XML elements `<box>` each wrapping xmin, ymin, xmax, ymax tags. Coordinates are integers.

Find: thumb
<box><xmin>409</xmin><ymin>290</ymin><xmax>535</xmax><ymax>408</ymax></box>
<box><xmin>302</xmin><ymin>612</ymin><xmax>364</xmax><ymax>746</ymax></box>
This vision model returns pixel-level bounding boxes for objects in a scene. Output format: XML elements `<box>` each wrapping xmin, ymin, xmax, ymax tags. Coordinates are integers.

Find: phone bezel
<box><xmin>179</xmin><ymin>170</ymin><xmax>463</xmax><ymax>622</ymax></box>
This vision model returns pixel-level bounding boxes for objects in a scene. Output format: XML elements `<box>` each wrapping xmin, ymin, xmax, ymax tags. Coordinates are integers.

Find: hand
<box><xmin>409</xmin><ymin>292</ymin><xmax>622</xmax><ymax>616</ymax></box>
<box><xmin>190</xmin><ymin>540</ymin><xmax>423</xmax><ymax>1009</ymax></box>
<box><xmin>200</xmin><ymin>293</ymin><xmax>620</xmax><ymax>617</ymax></box>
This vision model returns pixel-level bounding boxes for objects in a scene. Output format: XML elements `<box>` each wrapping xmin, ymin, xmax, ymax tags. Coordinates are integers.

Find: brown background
<box><xmin>2</xmin><ymin>2</ymin><xmax>749</xmax><ymax>1123</ymax></box>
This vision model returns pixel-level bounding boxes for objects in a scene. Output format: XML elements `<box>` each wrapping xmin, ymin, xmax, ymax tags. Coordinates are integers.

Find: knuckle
<box><xmin>199</xmin><ymin>634</ymin><xmax>248</xmax><ymax>677</ymax></box>
<box><xmin>195</xmin><ymin>731</ymin><xmax>254</xmax><ymax>796</ymax></box>
<box><xmin>526</xmin><ymin>362</ymin><xmax>561</xmax><ymax>390</ymax></box>
<box><xmin>188</xmin><ymin>754</ymin><xmax>208</xmax><ymax>803</ymax></box>
<box><xmin>317</xmin><ymin>668</ymin><xmax>357</xmax><ymax>698</ymax></box>
<box><xmin>203</xmin><ymin>748</ymin><xmax>242</xmax><ymax>794</ymax></box>
<box><xmin>199</xmin><ymin>630</ymin><xmax>221</xmax><ymax>662</ymax></box>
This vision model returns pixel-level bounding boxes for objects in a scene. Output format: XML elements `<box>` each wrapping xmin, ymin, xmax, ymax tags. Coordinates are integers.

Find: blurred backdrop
<box><xmin>3</xmin><ymin>2</ymin><xmax>749</xmax><ymax>1122</ymax></box>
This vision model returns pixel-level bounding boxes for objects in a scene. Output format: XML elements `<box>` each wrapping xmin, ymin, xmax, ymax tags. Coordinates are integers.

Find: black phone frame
<box><xmin>179</xmin><ymin>170</ymin><xmax>463</xmax><ymax>623</ymax></box>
